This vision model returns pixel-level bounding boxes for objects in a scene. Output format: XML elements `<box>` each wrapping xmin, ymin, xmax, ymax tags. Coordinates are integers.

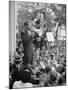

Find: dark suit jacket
<box><xmin>21</xmin><ymin>31</ymin><xmax>34</xmax><ymax>65</ymax></box>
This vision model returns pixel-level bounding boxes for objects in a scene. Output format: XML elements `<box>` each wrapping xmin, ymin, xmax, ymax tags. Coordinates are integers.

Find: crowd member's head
<box><xmin>20</xmin><ymin>67</ymin><xmax>32</xmax><ymax>83</ymax></box>
<box><xmin>56</xmin><ymin>65</ymin><xmax>65</xmax><ymax>74</ymax></box>
<box><xmin>24</xmin><ymin>21</ymin><xmax>29</xmax><ymax>30</ymax></box>
<box><xmin>49</xmin><ymin>71</ymin><xmax>57</xmax><ymax>85</ymax></box>
<box><xmin>40</xmin><ymin>66</ymin><xmax>51</xmax><ymax>74</ymax></box>
<box><xmin>36</xmin><ymin>71</ymin><xmax>41</xmax><ymax>78</ymax></box>
<box><xmin>45</xmin><ymin>66</ymin><xmax>52</xmax><ymax>74</ymax></box>
<box><xmin>57</xmin><ymin>75</ymin><xmax>65</xmax><ymax>85</ymax></box>
<box><xmin>39</xmin><ymin>72</ymin><xmax>50</xmax><ymax>87</ymax></box>
<box><xmin>14</xmin><ymin>55</ymin><xmax>21</xmax><ymax>65</ymax></box>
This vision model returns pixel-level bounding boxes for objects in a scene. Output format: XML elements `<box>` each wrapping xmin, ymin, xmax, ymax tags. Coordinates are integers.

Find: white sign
<box><xmin>46</xmin><ymin>32</ymin><xmax>54</xmax><ymax>42</ymax></box>
<box><xmin>58</xmin><ymin>27</ymin><xmax>66</xmax><ymax>40</ymax></box>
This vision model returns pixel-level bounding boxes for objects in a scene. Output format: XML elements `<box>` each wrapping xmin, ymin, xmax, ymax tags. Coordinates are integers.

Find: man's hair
<box><xmin>20</xmin><ymin>68</ymin><xmax>32</xmax><ymax>83</ymax></box>
<box><xmin>24</xmin><ymin>21</ymin><xmax>29</xmax><ymax>26</ymax></box>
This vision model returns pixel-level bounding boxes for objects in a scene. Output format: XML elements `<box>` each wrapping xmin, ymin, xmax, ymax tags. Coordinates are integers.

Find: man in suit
<box><xmin>21</xmin><ymin>21</ymin><xmax>34</xmax><ymax>66</ymax></box>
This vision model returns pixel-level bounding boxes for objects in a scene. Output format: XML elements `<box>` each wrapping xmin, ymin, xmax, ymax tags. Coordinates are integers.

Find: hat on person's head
<box><xmin>14</xmin><ymin>54</ymin><xmax>22</xmax><ymax>62</ymax></box>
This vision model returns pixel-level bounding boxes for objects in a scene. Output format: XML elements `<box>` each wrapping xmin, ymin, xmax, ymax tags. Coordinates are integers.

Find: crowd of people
<box><xmin>9</xmin><ymin>27</ymin><xmax>66</xmax><ymax>89</ymax></box>
<box><xmin>9</xmin><ymin>3</ymin><xmax>66</xmax><ymax>89</ymax></box>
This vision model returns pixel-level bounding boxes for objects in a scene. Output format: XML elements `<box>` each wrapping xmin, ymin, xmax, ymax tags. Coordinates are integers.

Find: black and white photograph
<box><xmin>9</xmin><ymin>1</ymin><xmax>66</xmax><ymax>89</ymax></box>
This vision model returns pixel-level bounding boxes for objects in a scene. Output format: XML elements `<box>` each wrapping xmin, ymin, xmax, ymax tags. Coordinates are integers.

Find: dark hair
<box><xmin>36</xmin><ymin>72</ymin><xmax>41</xmax><ymax>78</ymax></box>
<box><xmin>20</xmin><ymin>68</ymin><xmax>32</xmax><ymax>83</ymax></box>
<box><xmin>49</xmin><ymin>72</ymin><xmax>57</xmax><ymax>84</ymax></box>
<box><xmin>56</xmin><ymin>65</ymin><xmax>65</xmax><ymax>74</ymax></box>
<box><xmin>24</xmin><ymin>21</ymin><xmax>30</xmax><ymax>31</ymax></box>
<box><xmin>40</xmin><ymin>66</ymin><xmax>51</xmax><ymax>74</ymax></box>
<box><xmin>18</xmin><ymin>41</ymin><xmax>22</xmax><ymax>47</ymax></box>
<box><xmin>58</xmin><ymin>76</ymin><xmax>64</xmax><ymax>85</ymax></box>
<box><xmin>24</xmin><ymin>21</ymin><xmax>29</xmax><ymax>26</ymax></box>
<box><xmin>45</xmin><ymin>66</ymin><xmax>51</xmax><ymax>74</ymax></box>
